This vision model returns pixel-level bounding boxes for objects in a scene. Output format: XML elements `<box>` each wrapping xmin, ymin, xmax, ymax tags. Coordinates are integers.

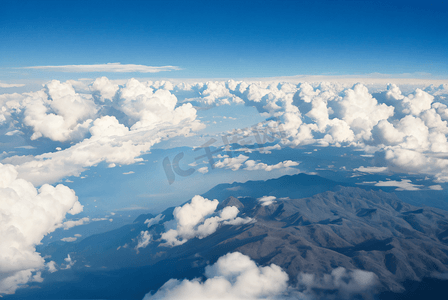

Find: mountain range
<box><xmin>7</xmin><ymin>174</ymin><xmax>448</xmax><ymax>299</ymax></box>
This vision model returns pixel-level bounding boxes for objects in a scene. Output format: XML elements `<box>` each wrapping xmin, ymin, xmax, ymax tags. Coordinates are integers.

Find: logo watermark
<box><xmin>163</xmin><ymin>118</ymin><xmax>287</xmax><ymax>184</ymax></box>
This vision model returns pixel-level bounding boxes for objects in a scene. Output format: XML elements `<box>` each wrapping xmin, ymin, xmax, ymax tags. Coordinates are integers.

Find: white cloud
<box><xmin>123</xmin><ymin>171</ymin><xmax>135</xmax><ymax>175</ymax></box>
<box><xmin>197</xmin><ymin>166</ymin><xmax>209</xmax><ymax>174</ymax></box>
<box><xmin>63</xmin><ymin>254</ymin><xmax>75</xmax><ymax>269</ymax></box>
<box><xmin>174</xmin><ymin>80</ymin><xmax>448</xmax><ymax>181</ymax></box>
<box><xmin>215</xmin><ymin>154</ymin><xmax>249</xmax><ymax>171</ymax></box>
<box><xmin>90</xmin><ymin>76</ymin><xmax>119</xmax><ymax>101</ymax></box>
<box><xmin>136</xmin><ymin>231</ymin><xmax>152</xmax><ymax>252</ymax></box>
<box><xmin>2</xmin><ymin>78</ymin><xmax>204</xmax><ymax>186</ymax></box>
<box><xmin>258</xmin><ymin>196</ymin><xmax>276</xmax><ymax>206</ymax></box>
<box><xmin>298</xmin><ymin>267</ymin><xmax>378</xmax><ymax>298</ymax></box>
<box><xmin>429</xmin><ymin>185</ymin><xmax>443</xmax><ymax>191</ymax></box>
<box><xmin>329</xmin><ymin>83</ymin><xmax>394</xmax><ymax>141</ymax></box>
<box><xmin>374</xmin><ymin>179</ymin><xmax>424</xmax><ymax>191</ymax></box>
<box><xmin>0</xmin><ymin>163</ymin><xmax>82</xmax><ymax>294</ymax></box>
<box><xmin>214</xmin><ymin>155</ymin><xmax>299</xmax><ymax>173</ymax></box>
<box><xmin>243</xmin><ymin>160</ymin><xmax>299</xmax><ymax>171</ymax></box>
<box><xmin>20</xmin><ymin>63</ymin><xmax>180</xmax><ymax>73</ymax></box>
<box><xmin>160</xmin><ymin>196</ymin><xmax>252</xmax><ymax>247</ymax></box>
<box><xmin>353</xmin><ymin>166</ymin><xmax>388</xmax><ymax>173</ymax></box>
<box><xmin>0</xmin><ymin>81</ymin><xmax>25</xmax><ymax>88</ymax></box>
<box><xmin>61</xmin><ymin>237</ymin><xmax>78</xmax><ymax>242</ymax></box>
<box><xmin>46</xmin><ymin>261</ymin><xmax>57</xmax><ymax>273</ymax></box>
<box><xmin>2</xmin><ymin>77</ymin><xmax>448</xmax><ymax>184</ymax></box>
<box><xmin>61</xmin><ymin>217</ymin><xmax>90</xmax><ymax>230</ymax></box>
<box><xmin>143</xmin><ymin>252</ymin><xmax>290</xmax><ymax>300</ymax></box>
<box><xmin>23</xmin><ymin>80</ymin><xmax>96</xmax><ymax>142</ymax></box>
<box><xmin>145</xmin><ymin>214</ymin><xmax>165</xmax><ymax>228</ymax></box>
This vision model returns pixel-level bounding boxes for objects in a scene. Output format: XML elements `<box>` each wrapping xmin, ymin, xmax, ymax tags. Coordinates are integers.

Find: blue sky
<box><xmin>1</xmin><ymin>0</ymin><xmax>447</xmax><ymax>81</ymax></box>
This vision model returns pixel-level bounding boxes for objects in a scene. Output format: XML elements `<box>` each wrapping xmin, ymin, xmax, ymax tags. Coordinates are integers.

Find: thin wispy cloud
<box><xmin>19</xmin><ymin>63</ymin><xmax>181</xmax><ymax>73</ymax></box>
<box><xmin>0</xmin><ymin>81</ymin><xmax>25</xmax><ymax>88</ymax></box>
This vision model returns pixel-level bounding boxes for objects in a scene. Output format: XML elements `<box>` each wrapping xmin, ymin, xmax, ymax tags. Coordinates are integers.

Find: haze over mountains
<box><xmin>6</xmin><ymin>174</ymin><xmax>448</xmax><ymax>300</ymax></box>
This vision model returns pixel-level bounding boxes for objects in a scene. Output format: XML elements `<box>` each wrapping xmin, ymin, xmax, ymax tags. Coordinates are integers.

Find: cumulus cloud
<box><xmin>136</xmin><ymin>231</ymin><xmax>152</xmax><ymax>252</ymax></box>
<box><xmin>61</xmin><ymin>217</ymin><xmax>90</xmax><ymax>230</ymax></box>
<box><xmin>429</xmin><ymin>185</ymin><xmax>443</xmax><ymax>190</ymax></box>
<box><xmin>46</xmin><ymin>261</ymin><xmax>57</xmax><ymax>273</ymax></box>
<box><xmin>61</xmin><ymin>237</ymin><xmax>78</xmax><ymax>242</ymax></box>
<box><xmin>197</xmin><ymin>166</ymin><xmax>209</xmax><ymax>174</ymax></box>
<box><xmin>214</xmin><ymin>154</ymin><xmax>299</xmax><ymax>173</ymax></box>
<box><xmin>298</xmin><ymin>267</ymin><xmax>379</xmax><ymax>299</ymax></box>
<box><xmin>143</xmin><ymin>252</ymin><xmax>290</xmax><ymax>300</ymax></box>
<box><xmin>160</xmin><ymin>196</ymin><xmax>252</xmax><ymax>247</ymax></box>
<box><xmin>144</xmin><ymin>252</ymin><xmax>378</xmax><ymax>300</ymax></box>
<box><xmin>169</xmin><ymin>79</ymin><xmax>448</xmax><ymax>181</ymax></box>
<box><xmin>23</xmin><ymin>80</ymin><xmax>96</xmax><ymax>142</ymax></box>
<box><xmin>258</xmin><ymin>196</ymin><xmax>276</xmax><ymax>206</ymax></box>
<box><xmin>1</xmin><ymin>78</ymin><xmax>204</xmax><ymax>185</ymax></box>
<box><xmin>63</xmin><ymin>254</ymin><xmax>75</xmax><ymax>269</ymax></box>
<box><xmin>20</xmin><ymin>63</ymin><xmax>180</xmax><ymax>73</ymax></box>
<box><xmin>0</xmin><ymin>163</ymin><xmax>82</xmax><ymax>294</ymax></box>
<box><xmin>9</xmin><ymin>77</ymin><xmax>448</xmax><ymax>184</ymax></box>
<box><xmin>215</xmin><ymin>154</ymin><xmax>249</xmax><ymax>171</ymax></box>
<box><xmin>243</xmin><ymin>160</ymin><xmax>299</xmax><ymax>171</ymax></box>
<box><xmin>90</xmin><ymin>76</ymin><xmax>119</xmax><ymax>101</ymax></box>
<box><xmin>2</xmin><ymin>77</ymin><xmax>448</xmax><ymax>184</ymax></box>
<box><xmin>145</xmin><ymin>214</ymin><xmax>165</xmax><ymax>228</ymax></box>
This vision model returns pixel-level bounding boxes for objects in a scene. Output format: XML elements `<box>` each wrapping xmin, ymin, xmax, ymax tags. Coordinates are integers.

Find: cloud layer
<box><xmin>1</xmin><ymin>77</ymin><xmax>203</xmax><ymax>185</ymax></box>
<box><xmin>2</xmin><ymin>77</ymin><xmax>447</xmax><ymax>185</ymax></box>
<box><xmin>0</xmin><ymin>163</ymin><xmax>82</xmax><ymax>294</ymax></box>
<box><xmin>20</xmin><ymin>63</ymin><xmax>180</xmax><ymax>73</ymax></box>
<box><xmin>160</xmin><ymin>195</ymin><xmax>252</xmax><ymax>247</ymax></box>
<box><xmin>143</xmin><ymin>252</ymin><xmax>378</xmax><ymax>300</ymax></box>
<box><xmin>143</xmin><ymin>252</ymin><xmax>290</xmax><ymax>300</ymax></box>
<box><xmin>172</xmin><ymin>80</ymin><xmax>448</xmax><ymax>182</ymax></box>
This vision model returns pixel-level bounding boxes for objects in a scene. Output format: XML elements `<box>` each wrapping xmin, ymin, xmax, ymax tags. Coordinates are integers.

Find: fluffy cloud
<box><xmin>243</xmin><ymin>160</ymin><xmax>299</xmax><ymax>171</ymax></box>
<box><xmin>63</xmin><ymin>254</ymin><xmax>75</xmax><ymax>269</ymax></box>
<box><xmin>329</xmin><ymin>83</ymin><xmax>394</xmax><ymax>140</ymax></box>
<box><xmin>61</xmin><ymin>237</ymin><xmax>78</xmax><ymax>242</ymax></box>
<box><xmin>136</xmin><ymin>231</ymin><xmax>152</xmax><ymax>252</ymax></box>
<box><xmin>23</xmin><ymin>80</ymin><xmax>96</xmax><ymax>141</ymax></box>
<box><xmin>118</xmin><ymin>78</ymin><xmax>199</xmax><ymax>131</ymax></box>
<box><xmin>46</xmin><ymin>261</ymin><xmax>57</xmax><ymax>273</ymax></box>
<box><xmin>215</xmin><ymin>154</ymin><xmax>249</xmax><ymax>171</ymax></box>
<box><xmin>160</xmin><ymin>196</ymin><xmax>252</xmax><ymax>247</ymax></box>
<box><xmin>298</xmin><ymin>267</ymin><xmax>378</xmax><ymax>298</ymax></box>
<box><xmin>61</xmin><ymin>217</ymin><xmax>90</xmax><ymax>230</ymax></box>
<box><xmin>170</xmin><ymin>79</ymin><xmax>448</xmax><ymax>181</ymax></box>
<box><xmin>143</xmin><ymin>252</ymin><xmax>290</xmax><ymax>300</ymax></box>
<box><xmin>2</xmin><ymin>78</ymin><xmax>203</xmax><ymax>185</ymax></box>
<box><xmin>0</xmin><ymin>163</ymin><xmax>82</xmax><ymax>294</ymax></box>
<box><xmin>197</xmin><ymin>166</ymin><xmax>209</xmax><ymax>174</ymax></box>
<box><xmin>144</xmin><ymin>251</ymin><xmax>379</xmax><ymax>300</ymax></box>
<box><xmin>258</xmin><ymin>196</ymin><xmax>276</xmax><ymax>206</ymax></box>
<box><xmin>214</xmin><ymin>155</ymin><xmax>299</xmax><ymax>173</ymax></box>
<box><xmin>2</xmin><ymin>77</ymin><xmax>448</xmax><ymax>185</ymax></box>
<box><xmin>145</xmin><ymin>214</ymin><xmax>165</xmax><ymax>228</ymax></box>
<box><xmin>90</xmin><ymin>76</ymin><xmax>119</xmax><ymax>101</ymax></box>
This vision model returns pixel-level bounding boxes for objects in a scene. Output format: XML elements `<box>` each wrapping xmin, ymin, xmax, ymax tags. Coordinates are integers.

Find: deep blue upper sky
<box><xmin>1</xmin><ymin>0</ymin><xmax>447</xmax><ymax>80</ymax></box>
